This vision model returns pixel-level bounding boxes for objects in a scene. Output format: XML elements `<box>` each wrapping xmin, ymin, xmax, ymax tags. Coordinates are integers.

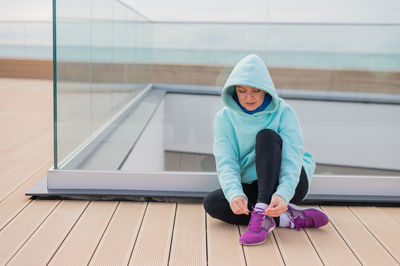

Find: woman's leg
<box><xmin>235</xmin><ymin>129</ymin><xmax>282</xmax><ymax>245</ymax></box>
<box><xmin>255</xmin><ymin>129</ymin><xmax>309</xmax><ymax>226</ymax></box>
<box><xmin>203</xmin><ymin>182</ymin><xmax>258</xmax><ymax>225</ymax></box>
<box><xmin>280</xmin><ymin>168</ymin><xmax>329</xmax><ymax>229</ymax></box>
<box><xmin>290</xmin><ymin>167</ymin><xmax>309</xmax><ymax>204</ymax></box>
<box><xmin>204</xmin><ymin>128</ymin><xmax>309</xmax><ymax>226</ymax></box>
<box><xmin>203</xmin><ymin>166</ymin><xmax>309</xmax><ymax>226</ymax></box>
<box><xmin>255</xmin><ymin>129</ymin><xmax>282</xmax><ymax>204</ymax></box>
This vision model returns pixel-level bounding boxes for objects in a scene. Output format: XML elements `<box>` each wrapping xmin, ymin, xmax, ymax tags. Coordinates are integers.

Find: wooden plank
<box><xmin>206</xmin><ymin>214</ymin><xmax>246</xmax><ymax>266</ymax></box>
<box><xmin>351</xmin><ymin>206</ymin><xmax>400</xmax><ymax>263</ymax></box>
<box><xmin>7</xmin><ymin>131</ymin><xmax>52</xmax><ymax>163</ymax></box>
<box><xmin>380</xmin><ymin>207</ymin><xmax>400</xmax><ymax>229</ymax></box>
<box><xmin>0</xmin><ymin>160</ymin><xmax>52</xmax><ymax>230</ymax></box>
<box><xmin>303</xmin><ymin>206</ymin><xmax>361</xmax><ymax>265</ymax></box>
<box><xmin>48</xmin><ymin>201</ymin><xmax>118</xmax><ymax>265</ymax></box>
<box><xmin>0</xmin><ymin>86</ymin><xmax>51</xmax><ymax>114</ymax></box>
<box><xmin>128</xmin><ymin>202</ymin><xmax>176</xmax><ymax>266</ymax></box>
<box><xmin>239</xmin><ymin>225</ymin><xmax>284</xmax><ymax>266</ymax></box>
<box><xmin>0</xmin><ymin>85</ymin><xmax>50</xmax><ymax>105</ymax></box>
<box><xmin>0</xmin><ymin>123</ymin><xmax>52</xmax><ymax>160</ymax></box>
<box><xmin>89</xmin><ymin>202</ymin><xmax>147</xmax><ymax>266</ymax></box>
<box><xmin>273</xmin><ymin>227</ymin><xmax>323</xmax><ymax>265</ymax></box>
<box><xmin>0</xmin><ymin>145</ymin><xmax>52</xmax><ymax>202</ymax></box>
<box><xmin>0</xmin><ymin>83</ymin><xmax>37</xmax><ymax>103</ymax></box>
<box><xmin>0</xmin><ymin>133</ymin><xmax>52</xmax><ymax>181</ymax></box>
<box><xmin>0</xmin><ymin>200</ymin><xmax>60</xmax><ymax>265</ymax></box>
<box><xmin>0</xmin><ymin>133</ymin><xmax>51</xmax><ymax>167</ymax></box>
<box><xmin>0</xmin><ymin>114</ymin><xmax>51</xmax><ymax>146</ymax></box>
<box><xmin>0</xmin><ymin>160</ymin><xmax>20</xmax><ymax>179</ymax></box>
<box><xmin>0</xmin><ymin>111</ymin><xmax>51</xmax><ymax>140</ymax></box>
<box><xmin>321</xmin><ymin>206</ymin><xmax>398</xmax><ymax>265</ymax></box>
<box><xmin>7</xmin><ymin>200</ymin><xmax>89</xmax><ymax>266</ymax></box>
<box><xmin>169</xmin><ymin>203</ymin><xmax>207</xmax><ymax>266</ymax></box>
<box><xmin>0</xmin><ymin>94</ymin><xmax>51</xmax><ymax>139</ymax></box>
<box><xmin>0</xmin><ymin>78</ymin><xmax>33</xmax><ymax>90</ymax></box>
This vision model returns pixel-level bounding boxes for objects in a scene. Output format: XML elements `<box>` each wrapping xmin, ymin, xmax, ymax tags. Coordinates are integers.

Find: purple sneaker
<box><xmin>239</xmin><ymin>209</ymin><xmax>276</xmax><ymax>245</ymax></box>
<box><xmin>286</xmin><ymin>203</ymin><xmax>329</xmax><ymax>231</ymax></box>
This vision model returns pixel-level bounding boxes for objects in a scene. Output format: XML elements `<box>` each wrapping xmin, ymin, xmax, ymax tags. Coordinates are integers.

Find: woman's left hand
<box><xmin>265</xmin><ymin>194</ymin><xmax>288</xmax><ymax>217</ymax></box>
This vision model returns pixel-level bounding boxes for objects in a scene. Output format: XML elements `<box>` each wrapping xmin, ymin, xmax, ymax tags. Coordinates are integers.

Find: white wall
<box><xmin>164</xmin><ymin>93</ymin><xmax>223</xmax><ymax>154</ymax></box>
<box><xmin>124</xmin><ymin>93</ymin><xmax>400</xmax><ymax>171</ymax></box>
<box><xmin>289</xmin><ymin>99</ymin><xmax>400</xmax><ymax>170</ymax></box>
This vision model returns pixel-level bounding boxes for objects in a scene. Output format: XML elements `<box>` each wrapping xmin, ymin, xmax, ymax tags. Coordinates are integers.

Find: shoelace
<box><xmin>248</xmin><ymin>209</ymin><xmax>265</xmax><ymax>231</ymax></box>
<box><xmin>289</xmin><ymin>215</ymin><xmax>314</xmax><ymax>231</ymax></box>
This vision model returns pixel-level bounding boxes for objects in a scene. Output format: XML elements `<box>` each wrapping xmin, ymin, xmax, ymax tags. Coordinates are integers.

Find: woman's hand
<box><xmin>230</xmin><ymin>196</ymin><xmax>249</xmax><ymax>215</ymax></box>
<box><xmin>265</xmin><ymin>194</ymin><xmax>287</xmax><ymax>217</ymax></box>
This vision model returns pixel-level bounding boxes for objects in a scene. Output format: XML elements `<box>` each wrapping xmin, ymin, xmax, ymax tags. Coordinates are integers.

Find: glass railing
<box><xmin>55</xmin><ymin>0</ymin><xmax>153</xmax><ymax>168</ymax></box>
<box><xmin>152</xmin><ymin>22</ymin><xmax>400</xmax><ymax>71</ymax></box>
<box><xmin>149</xmin><ymin>22</ymin><xmax>400</xmax><ymax>94</ymax></box>
<box><xmin>53</xmin><ymin>19</ymin><xmax>400</xmax><ymax>175</ymax></box>
<box><xmin>47</xmin><ymin>0</ymin><xmax>400</xmax><ymax>177</ymax></box>
<box><xmin>130</xmin><ymin>22</ymin><xmax>400</xmax><ymax>175</ymax></box>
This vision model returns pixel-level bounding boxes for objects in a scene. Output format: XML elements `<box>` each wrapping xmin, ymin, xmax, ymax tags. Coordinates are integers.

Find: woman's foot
<box><xmin>239</xmin><ymin>208</ymin><xmax>276</xmax><ymax>245</ymax></box>
<box><xmin>283</xmin><ymin>203</ymin><xmax>329</xmax><ymax>230</ymax></box>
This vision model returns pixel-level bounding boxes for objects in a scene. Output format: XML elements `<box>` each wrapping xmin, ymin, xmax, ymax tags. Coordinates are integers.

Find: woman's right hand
<box><xmin>230</xmin><ymin>196</ymin><xmax>249</xmax><ymax>215</ymax></box>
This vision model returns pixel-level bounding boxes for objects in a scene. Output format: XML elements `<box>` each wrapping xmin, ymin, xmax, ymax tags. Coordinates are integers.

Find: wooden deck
<box><xmin>1</xmin><ymin>77</ymin><xmax>400</xmax><ymax>265</ymax></box>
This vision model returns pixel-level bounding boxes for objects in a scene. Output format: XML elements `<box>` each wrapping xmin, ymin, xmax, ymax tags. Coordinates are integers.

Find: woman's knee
<box><xmin>290</xmin><ymin>168</ymin><xmax>309</xmax><ymax>204</ymax></box>
<box><xmin>203</xmin><ymin>189</ymin><xmax>225</xmax><ymax>216</ymax></box>
<box><xmin>256</xmin><ymin>129</ymin><xmax>282</xmax><ymax>149</ymax></box>
<box><xmin>203</xmin><ymin>193</ymin><xmax>214</xmax><ymax>215</ymax></box>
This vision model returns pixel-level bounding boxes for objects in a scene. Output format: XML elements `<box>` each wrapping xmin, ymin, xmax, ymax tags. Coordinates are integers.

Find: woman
<box><xmin>203</xmin><ymin>54</ymin><xmax>329</xmax><ymax>245</ymax></box>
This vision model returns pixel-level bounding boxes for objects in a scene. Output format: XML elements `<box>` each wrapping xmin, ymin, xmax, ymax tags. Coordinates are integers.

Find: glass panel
<box><xmin>111</xmin><ymin>1</ymin><xmax>128</xmax><ymax>112</ymax></box>
<box><xmin>264</xmin><ymin>23</ymin><xmax>400</xmax><ymax>175</ymax></box>
<box><xmin>91</xmin><ymin>0</ymin><xmax>113</xmax><ymax>133</ymax></box>
<box><xmin>54</xmin><ymin>0</ymin><xmax>400</xmax><ymax>178</ymax></box>
<box><xmin>56</xmin><ymin>0</ymin><xmax>92</xmax><ymax>166</ymax></box>
<box><xmin>152</xmin><ymin>23</ymin><xmax>268</xmax><ymax>65</ymax></box>
<box><xmin>121</xmin><ymin>22</ymin><xmax>400</xmax><ymax>175</ymax></box>
<box><xmin>152</xmin><ymin>22</ymin><xmax>268</xmax><ymax>87</ymax></box>
<box><xmin>120</xmin><ymin>22</ymin><xmax>271</xmax><ymax>172</ymax></box>
<box><xmin>55</xmin><ymin>0</ymin><xmax>153</xmax><ymax>168</ymax></box>
<box><xmin>265</xmin><ymin>23</ymin><xmax>400</xmax><ymax>77</ymax></box>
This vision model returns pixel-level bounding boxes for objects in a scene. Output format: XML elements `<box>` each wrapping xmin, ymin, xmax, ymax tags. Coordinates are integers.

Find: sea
<box><xmin>1</xmin><ymin>21</ymin><xmax>399</xmax><ymax>71</ymax></box>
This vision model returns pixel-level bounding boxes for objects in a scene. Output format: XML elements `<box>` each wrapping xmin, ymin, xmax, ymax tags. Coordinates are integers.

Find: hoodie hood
<box><xmin>222</xmin><ymin>54</ymin><xmax>278</xmax><ymax>116</ymax></box>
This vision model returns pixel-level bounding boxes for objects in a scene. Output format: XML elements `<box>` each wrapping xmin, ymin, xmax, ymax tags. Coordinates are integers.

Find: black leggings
<box><xmin>203</xmin><ymin>129</ymin><xmax>309</xmax><ymax>226</ymax></box>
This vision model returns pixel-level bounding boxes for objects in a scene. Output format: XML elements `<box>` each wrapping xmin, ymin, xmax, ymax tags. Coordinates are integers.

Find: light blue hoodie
<box><xmin>213</xmin><ymin>54</ymin><xmax>316</xmax><ymax>204</ymax></box>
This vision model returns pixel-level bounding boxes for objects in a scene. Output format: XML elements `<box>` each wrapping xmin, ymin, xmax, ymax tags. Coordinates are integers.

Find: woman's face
<box><xmin>235</xmin><ymin>85</ymin><xmax>266</xmax><ymax>111</ymax></box>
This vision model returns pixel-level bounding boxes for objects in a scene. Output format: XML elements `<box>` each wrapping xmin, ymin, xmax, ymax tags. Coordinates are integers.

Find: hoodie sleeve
<box><xmin>213</xmin><ymin>112</ymin><xmax>247</xmax><ymax>204</ymax></box>
<box><xmin>274</xmin><ymin>104</ymin><xmax>304</xmax><ymax>204</ymax></box>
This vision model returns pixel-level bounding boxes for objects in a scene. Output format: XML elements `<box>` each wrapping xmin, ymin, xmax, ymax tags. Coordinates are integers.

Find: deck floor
<box><xmin>1</xmin><ymin>78</ymin><xmax>400</xmax><ymax>265</ymax></box>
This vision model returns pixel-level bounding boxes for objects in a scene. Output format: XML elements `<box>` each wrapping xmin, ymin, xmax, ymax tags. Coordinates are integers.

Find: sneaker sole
<box><xmin>239</xmin><ymin>224</ymin><xmax>276</xmax><ymax>246</ymax></box>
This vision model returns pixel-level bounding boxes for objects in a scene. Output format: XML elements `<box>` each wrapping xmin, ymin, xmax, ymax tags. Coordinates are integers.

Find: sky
<box><xmin>0</xmin><ymin>0</ymin><xmax>399</xmax><ymax>23</ymax></box>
